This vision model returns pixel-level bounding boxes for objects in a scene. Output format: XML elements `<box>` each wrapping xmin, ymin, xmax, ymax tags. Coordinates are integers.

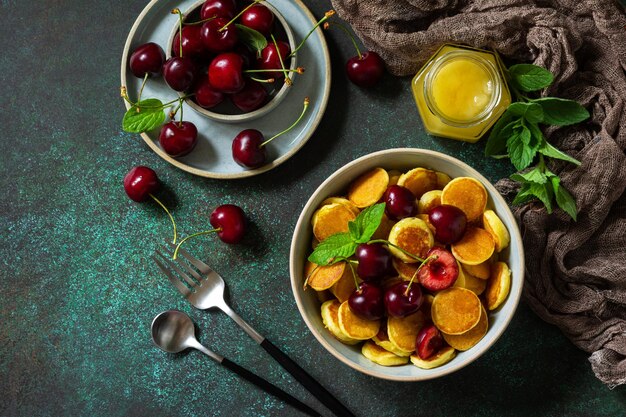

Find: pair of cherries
<box><xmin>123</xmin><ymin>166</ymin><xmax>246</xmax><ymax>246</ymax></box>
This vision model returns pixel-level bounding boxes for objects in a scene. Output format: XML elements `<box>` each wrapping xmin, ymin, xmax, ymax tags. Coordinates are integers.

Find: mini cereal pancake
<box><xmin>320</xmin><ymin>196</ymin><xmax>360</xmax><ymax>217</ymax></box>
<box><xmin>416</xmin><ymin>214</ymin><xmax>437</xmax><ymax>234</ymax></box>
<box><xmin>347</xmin><ymin>168</ymin><xmax>389</xmax><ymax>208</ymax></box>
<box><xmin>397</xmin><ymin>167</ymin><xmax>438</xmax><ymax>198</ymax></box>
<box><xmin>486</xmin><ymin>261</ymin><xmax>511</xmax><ymax>311</ymax></box>
<box><xmin>442</xmin><ymin>305</ymin><xmax>488</xmax><ymax>351</ymax></box>
<box><xmin>362</xmin><ymin>341</ymin><xmax>410</xmax><ymax>366</ymax></box>
<box><xmin>462</xmin><ymin>271</ymin><xmax>488</xmax><ymax>295</ymax></box>
<box><xmin>315</xmin><ymin>290</ymin><xmax>333</xmax><ymax>303</ymax></box>
<box><xmin>382</xmin><ymin>276</ymin><xmax>404</xmax><ymax>290</ymax></box>
<box><xmin>312</xmin><ymin>203</ymin><xmax>357</xmax><ymax>242</ymax></box>
<box><xmin>392</xmin><ymin>258</ymin><xmax>420</xmax><ymax>281</ymax></box>
<box><xmin>321</xmin><ymin>300</ymin><xmax>360</xmax><ymax>345</ymax></box>
<box><xmin>483</xmin><ymin>210</ymin><xmax>510</xmax><ymax>252</ymax></box>
<box><xmin>311</xmin><ymin>238</ymin><xmax>319</xmax><ymax>250</ymax></box>
<box><xmin>330</xmin><ymin>270</ymin><xmax>361</xmax><ymax>303</ymax></box>
<box><xmin>387</xmin><ymin>169</ymin><xmax>402</xmax><ymax>186</ymax></box>
<box><xmin>431</xmin><ymin>287</ymin><xmax>482</xmax><ymax>335</ymax></box>
<box><xmin>338</xmin><ymin>301</ymin><xmax>380</xmax><ymax>340</ymax></box>
<box><xmin>441</xmin><ymin>177</ymin><xmax>487</xmax><ymax>222</ymax></box>
<box><xmin>451</xmin><ymin>227</ymin><xmax>495</xmax><ymax>266</ymax></box>
<box><xmin>452</xmin><ymin>261</ymin><xmax>466</xmax><ymax>289</ymax></box>
<box><xmin>435</xmin><ymin>171</ymin><xmax>452</xmax><ymax>188</ymax></box>
<box><xmin>388</xmin><ymin>217</ymin><xmax>434</xmax><ymax>263</ymax></box>
<box><xmin>371</xmin><ymin>213</ymin><xmax>396</xmax><ymax>241</ymax></box>
<box><xmin>418</xmin><ymin>190</ymin><xmax>442</xmax><ymax>214</ymax></box>
<box><xmin>305</xmin><ymin>261</ymin><xmax>349</xmax><ymax>291</ymax></box>
<box><xmin>410</xmin><ymin>346</ymin><xmax>456</xmax><ymax>369</ymax></box>
<box><xmin>372</xmin><ymin>323</ymin><xmax>412</xmax><ymax>357</ymax></box>
<box><xmin>461</xmin><ymin>260</ymin><xmax>491</xmax><ymax>280</ymax></box>
<box><xmin>387</xmin><ymin>310</ymin><xmax>426</xmax><ymax>353</ymax></box>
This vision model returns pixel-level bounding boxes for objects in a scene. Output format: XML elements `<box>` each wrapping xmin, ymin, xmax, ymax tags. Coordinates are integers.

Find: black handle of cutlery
<box><xmin>260</xmin><ymin>339</ymin><xmax>356</xmax><ymax>417</ymax></box>
<box><xmin>221</xmin><ymin>357</ymin><xmax>322</xmax><ymax>417</ymax></box>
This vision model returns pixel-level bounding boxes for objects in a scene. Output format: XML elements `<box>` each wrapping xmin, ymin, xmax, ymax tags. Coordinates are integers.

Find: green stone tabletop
<box><xmin>1</xmin><ymin>1</ymin><xmax>624</xmax><ymax>416</ymax></box>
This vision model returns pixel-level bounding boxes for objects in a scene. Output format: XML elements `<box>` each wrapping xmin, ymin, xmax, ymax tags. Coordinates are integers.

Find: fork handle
<box><xmin>260</xmin><ymin>339</ymin><xmax>356</xmax><ymax>417</ymax></box>
<box><xmin>221</xmin><ymin>358</ymin><xmax>322</xmax><ymax>417</ymax></box>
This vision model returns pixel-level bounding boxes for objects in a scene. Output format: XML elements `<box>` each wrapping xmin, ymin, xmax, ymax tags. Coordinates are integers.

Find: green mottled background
<box><xmin>1</xmin><ymin>0</ymin><xmax>624</xmax><ymax>416</ymax></box>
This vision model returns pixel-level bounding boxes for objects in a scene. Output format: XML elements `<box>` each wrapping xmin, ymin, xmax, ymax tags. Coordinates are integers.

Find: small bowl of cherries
<box><xmin>164</xmin><ymin>0</ymin><xmax>298</xmax><ymax>123</ymax></box>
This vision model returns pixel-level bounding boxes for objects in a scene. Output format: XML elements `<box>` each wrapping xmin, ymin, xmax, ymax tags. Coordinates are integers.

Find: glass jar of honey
<box><xmin>412</xmin><ymin>44</ymin><xmax>511</xmax><ymax>142</ymax></box>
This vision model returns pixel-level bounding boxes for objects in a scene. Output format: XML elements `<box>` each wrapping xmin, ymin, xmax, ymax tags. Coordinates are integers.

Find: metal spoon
<box><xmin>151</xmin><ymin>310</ymin><xmax>322</xmax><ymax>417</ymax></box>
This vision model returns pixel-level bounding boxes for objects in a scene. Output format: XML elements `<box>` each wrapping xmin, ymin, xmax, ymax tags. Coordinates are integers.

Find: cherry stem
<box><xmin>171</xmin><ymin>8</ymin><xmax>184</xmax><ymax>57</ymax></box>
<box><xmin>345</xmin><ymin>260</ymin><xmax>359</xmax><ymax>290</ymax></box>
<box><xmin>260</xmin><ymin>97</ymin><xmax>310</xmax><ymax>147</ymax></box>
<box><xmin>184</xmin><ymin>16</ymin><xmax>217</xmax><ymax>26</ymax></box>
<box><xmin>248</xmin><ymin>76</ymin><xmax>275</xmax><ymax>83</ymax></box>
<box><xmin>149</xmin><ymin>194</ymin><xmax>178</xmax><ymax>245</ymax></box>
<box><xmin>137</xmin><ymin>73</ymin><xmax>149</xmax><ymax>102</ymax></box>
<box><xmin>173</xmin><ymin>228</ymin><xmax>221</xmax><ymax>260</ymax></box>
<box><xmin>367</xmin><ymin>239</ymin><xmax>425</xmax><ymax>263</ymax></box>
<box><xmin>288</xmin><ymin>10</ymin><xmax>336</xmax><ymax>58</ymax></box>
<box><xmin>404</xmin><ymin>255</ymin><xmax>437</xmax><ymax>296</ymax></box>
<box><xmin>244</xmin><ymin>68</ymin><xmax>304</xmax><ymax>74</ymax></box>
<box><xmin>325</xmin><ymin>21</ymin><xmax>361</xmax><ymax>59</ymax></box>
<box><xmin>170</xmin><ymin>98</ymin><xmax>184</xmax><ymax>125</ymax></box>
<box><xmin>218</xmin><ymin>0</ymin><xmax>262</xmax><ymax>32</ymax></box>
<box><xmin>271</xmin><ymin>34</ymin><xmax>290</xmax><ymax>85</ymax></box>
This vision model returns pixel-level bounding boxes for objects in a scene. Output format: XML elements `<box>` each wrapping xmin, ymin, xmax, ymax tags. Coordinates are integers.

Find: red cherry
<box><xmin>346</xmin><ymin>51</ymin><xmax>385</xmax><ymax>88</ymax></box>
<box><xmin>129</xmin><ymin>42</ymin><xmax>165</xmax><ymax>78</ymax></box>
<box><xmin>200</xmin><ymin>0</ymin><xmax>237</xmax><ymax>19</ymax></box>
<box><xmin>210</xmin><ymin>204</ymin><xmax>246</xmax><ymax>244</ymax></box>
<box><xmin>123</xmin><ymin>166</ymin><xmax>159</xmax><ymax>202</ymax></box>
<box><xmin>384</xmin><ymin>281</ymin><xmax>423</xmax><ymax>318</ymax></box>
<box><xmin>194</xmin><ymin>77</ymin><xmax>225</xmax><ymax>109</ymax></box>
<box><xmin>416</xmin><ymin>324</ymin><xmax>444</xmax><ymax>360</ymax></box>
<box><xmin>208</xmin><ymin>53</ymin><xmax>245</xmax><ymax>93</ymax></box>
<box><xmin>355</xmin><ymin>243</ymin><xmax>392</xmax><ymax>281</ymax></box>
<box><xmin>163</xmin><ymin>56</ymin><xmax>196</xmax><ymax>92</ymax></box>
<box><xmin>232</xmin><ymin>129</ymin><xmax>266</xmax><ymax>168</ymax></box>
<box><xmin>257</xmin><ymin>41</ymin><xmax>291</xmax><ymax>79</ymax></box>
<box><xmin>383</xmin><ymin>185</ymin><xmax>417</xmax><ymax>220</ymax></box>
<box><xmin>348</xmin><ymin>282</ymin><xmax>385</xmax><ymax>320</ymax></box>
<box><xmin>201</xmin><ymin>17</ymin><xmax>238</xmax><ymax>53</ymax></box>
<box><xmin>428</xmin><ymin>204</ymin><xmax>467</xmax><ymax>244</ymax></box>
<box><xmin>418</xmin><ymin>247</ymin><xmax>459</xmax><ymax>291</ymax></box>
<box><xmin>159</xmin><ymin>121</ymin><xmax>198</xmax><ymax>157</ymax></box>
<box><xmin>172</xmin><ymin>25</ymin><xmax>206</xmax><ymax>58</ymax></box>
<box><xmin>230</xmin><ymin>80</ymin><xmax>268</xmax><ymax>112</ymax></box>
<box><xmin>239</xmin><ymin>4</ymin><xmax>275</xmax><ymax>36</ymax></box>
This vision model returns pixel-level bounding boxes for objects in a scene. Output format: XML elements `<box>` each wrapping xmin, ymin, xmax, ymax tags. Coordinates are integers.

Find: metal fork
<box><xmin>153</xmin><ymin>243</ymin><xmax>356</xmax><ymax>417</ymax></box>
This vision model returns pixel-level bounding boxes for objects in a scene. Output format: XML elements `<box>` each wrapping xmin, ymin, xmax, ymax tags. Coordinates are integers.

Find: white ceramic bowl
<box><xmin>166</xmin><ymin>0</ymin><xmax>297</xmax><ymax>123</ymax></box>
<box><xmin>289</xmin><ymin>148</ymin><xmax>525</xmax><ymax>381</ymax></box>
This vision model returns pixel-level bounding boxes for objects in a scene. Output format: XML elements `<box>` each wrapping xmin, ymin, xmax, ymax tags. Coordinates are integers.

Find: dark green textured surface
<box><xmin>1</xmin><ymin>1</ymin><xmax>625</xmax><ymax>416</ymax></box>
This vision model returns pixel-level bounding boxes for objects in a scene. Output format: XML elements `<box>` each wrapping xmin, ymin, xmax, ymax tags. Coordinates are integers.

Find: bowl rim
<box><xmin>289</xmin><ymin>148</ymin><xmax>525</xmax><ymax>381</ymax></box>
<box><xmin>165</xmin><ymin>0</ymin><xmax>298</xmax><ymax>123</ymax></box>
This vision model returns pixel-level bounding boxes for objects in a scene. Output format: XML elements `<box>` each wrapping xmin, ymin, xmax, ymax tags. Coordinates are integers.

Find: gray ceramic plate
<box><xmin>120</xmin><ymin>0</ymin><xmax>331</xmax><ymax>179</ymax></box>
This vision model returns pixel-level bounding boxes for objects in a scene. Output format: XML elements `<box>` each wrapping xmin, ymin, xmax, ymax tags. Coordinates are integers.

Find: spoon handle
<box><xmin>260</xmin><ymin>339</ymin><xmax>357</xmax><ymax>417</ymax></box>
<box><xmin>221</xmin><ymin>358</ymin><xmax>322</xmax><ymax>417</ymax></box>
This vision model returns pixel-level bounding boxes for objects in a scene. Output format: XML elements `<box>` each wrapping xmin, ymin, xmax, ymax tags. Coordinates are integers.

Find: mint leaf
<box><xmin>510</xmin><ymin>167</ymin><xmax>547</xmax><ymax>184</ymax></box>
<box><xmin>235</xmin><ymin>24</ymin><xmax>268</xmax><ymax>56</ymax></box>
<box><xmin>511</xmin><ymin>183</ymin><xmax>537</xmax><ymax>206</ymax></box>
<box><xmin>486</xmin><ymin>118</ymin><xmax>518</xmax><ymax>156</ymax></box>
<box><xmin>123</xmin><ymin>99</ymin><xmax>165</xmax><ymax>133</ymax></box>
<box><xmin>508</xmin><ymin>102</ymin><xmax>544</xmax><ymax>123</ymax></box>
<box><xmin>508</xmin><ymin>64</ymin><xmax>554</xmax><ymax>92</ymax></box>
<box><xmin>513</xmin><ymin>182</ymin><xmax>553</xmax><ymax>213</ymax></box>
<box><xmin>308</xmin><ymin>232</ymin><xmax>357</xmax><ymax>266</ymax></box>
<box><xmin>348</xmin><ymin>221</ymin><xmax>360</xmax><ymax>242</ymax></box>
<box><xmin>352</xmin><ymin>203</ymin><xmax>385</xmax><ymax>243</ymax></box>
<box><xmin>533</xmin><ymin>97</ymin><xmax>590</xmax><ymax>126</ymax></box>
<box><xmin>551</xmin><ymin>176</ymin><xmax>577</xmax><ymax>220</ymax></box>
<box><xmin>507</xmin><ymin>126</ymin><xmax>536</xmax><ymax>170</ymax></box>
<box><xmin>538</xmin><ymin>142</ymin><xmax>581</xmax><ymax>166</ymax></box>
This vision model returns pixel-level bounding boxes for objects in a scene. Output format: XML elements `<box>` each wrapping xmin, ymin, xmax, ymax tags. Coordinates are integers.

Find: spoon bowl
<box><xmin>151</xmin><ymin>310</ymin><xmax>198</xmax><ymax>354</ymax></box>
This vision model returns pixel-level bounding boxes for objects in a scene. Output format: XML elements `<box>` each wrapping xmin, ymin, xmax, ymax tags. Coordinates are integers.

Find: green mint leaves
<box><xmin>235</xmin><ymin>24</ymin><xmax>268</xmax><ymax>56</ymax></box>
<box><xmin>485</xmin><ymin>62</ymin><xmax>589</xmax><ymax>220</ymax></box>
<box><xmin>122</xmin><ymin>99</ymin><xmax>166</xmax><ymax>133</ymax></box>
<box><xmin>308</xmin><ymin>203</ymin><xmax>385</xmax><ymax>265</ymax></box>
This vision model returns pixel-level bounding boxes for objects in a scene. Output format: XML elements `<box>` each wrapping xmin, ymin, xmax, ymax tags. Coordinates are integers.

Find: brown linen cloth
<box><xmin>330</xmin><ymin>0</ymin><xmax>626</xmax><ymax>387</ymax></box>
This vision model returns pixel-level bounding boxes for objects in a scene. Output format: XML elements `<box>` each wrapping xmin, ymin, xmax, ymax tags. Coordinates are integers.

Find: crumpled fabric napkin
<box><xmin>330</xmin><ymin>0</ymin><xmax>626</xmax><ymax>387</ymax></box>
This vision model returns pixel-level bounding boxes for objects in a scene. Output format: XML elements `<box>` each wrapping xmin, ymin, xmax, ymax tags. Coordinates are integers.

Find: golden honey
<box><xmin>412</xmin><ymin>44</ymin><xmax>511</xmax><ymax>142</ymax></box>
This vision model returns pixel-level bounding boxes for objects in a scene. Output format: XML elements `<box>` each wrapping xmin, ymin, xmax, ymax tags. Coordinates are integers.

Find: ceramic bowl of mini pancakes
<box><xmin>289</xmin><ymin>148</ymin><xmax>524</xmax><ymax>381</ymax></box>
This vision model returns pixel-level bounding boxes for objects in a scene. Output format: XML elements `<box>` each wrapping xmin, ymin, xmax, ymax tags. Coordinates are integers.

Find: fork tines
<box><xmin>153</xmin><ymin>243</ymin><xmax>209</xmax><ymax>296</ymax></box>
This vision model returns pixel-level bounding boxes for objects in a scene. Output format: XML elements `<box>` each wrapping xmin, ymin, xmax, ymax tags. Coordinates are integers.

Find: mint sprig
<box><xmin>485</xmin><ymin>62</ymin><xmax>589</xmax><ymax>220</ymax></box>
<box><xmin>308</xmin><ymin>203</ymin><xmax>385</xmax><ymax>265</ymax></box>
<box><xmin>235</xmin><ymin>24</ymin><xmax>268</xmax><ymax>57</ymax></box>
<box><xmin>123</xmin><ymin>98</ymin><xmax>166</xmax><ymax>133</ymax></box>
